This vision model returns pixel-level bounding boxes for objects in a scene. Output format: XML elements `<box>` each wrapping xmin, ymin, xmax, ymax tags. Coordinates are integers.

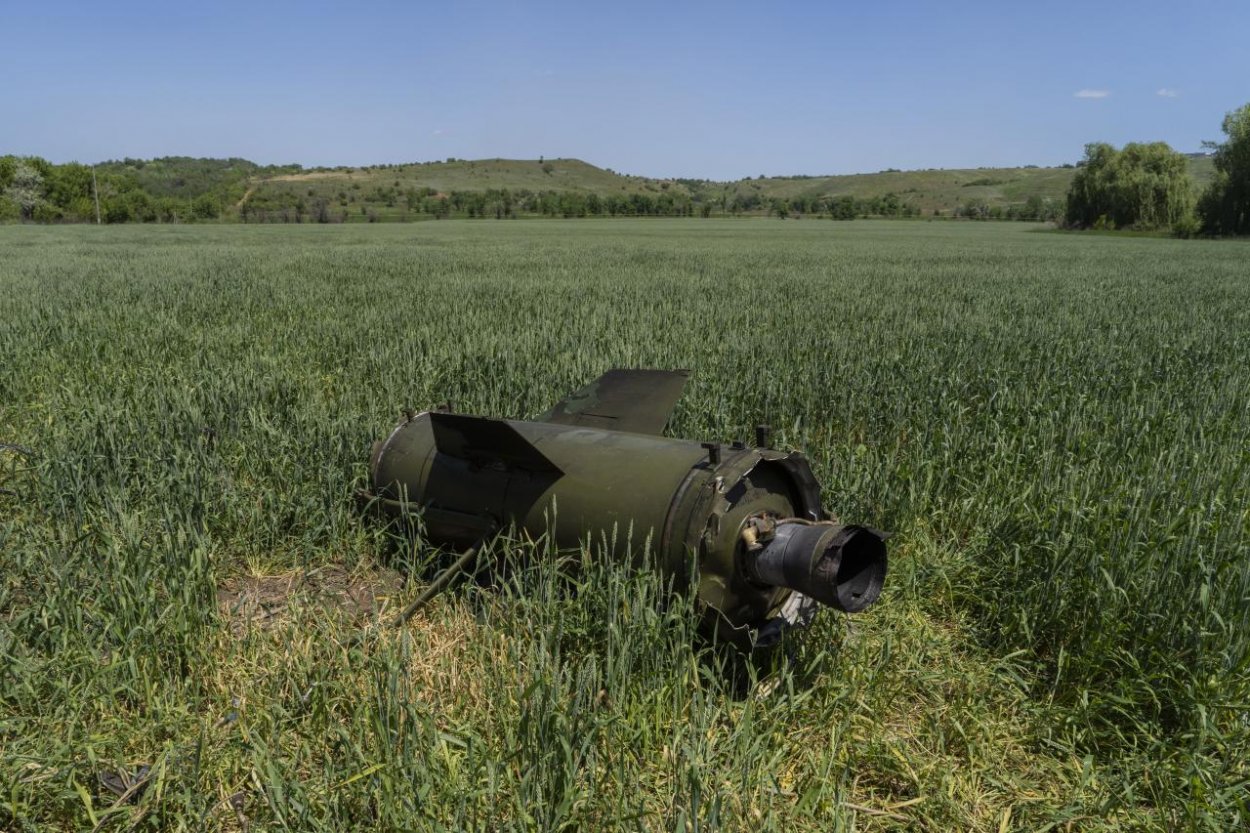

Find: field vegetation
<box><xmin>0</xmin><ymin>152</ymin><xmax>1218</xmax><ymax>225</ymax></box>
<box><xmin>2</xmin><ymin>220</ymin><xmax>1248</xmax><ymax>831</ymax></box>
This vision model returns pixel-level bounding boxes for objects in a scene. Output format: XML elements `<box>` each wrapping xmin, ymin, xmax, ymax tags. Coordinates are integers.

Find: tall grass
<box><xmin>1</xmin><ymin>220</ymin><xmax>1247</xmax><ymax>830</ymax></box>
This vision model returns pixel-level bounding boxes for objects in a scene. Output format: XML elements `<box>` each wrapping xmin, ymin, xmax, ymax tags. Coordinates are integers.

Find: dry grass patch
<box><xmin>216</xmin><ymin>563</ymin><xmax>404</xmax><ymax>636</ymax></box>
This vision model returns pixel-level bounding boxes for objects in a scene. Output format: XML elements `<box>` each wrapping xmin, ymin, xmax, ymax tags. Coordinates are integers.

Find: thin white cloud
<box><xmin>431</xmin><ymin>129</ymin><xmax>448</xmax><ymax>137</ymax></box>
<box><xmin>1157</xmin><ymin>88</ymin><xmax>1180</xmax><ymax>98</ymax></box>
<box><xmin>1075</xmin><ymin>89</ymin><xmax>1110</xmax><ymax>99</ymax></box>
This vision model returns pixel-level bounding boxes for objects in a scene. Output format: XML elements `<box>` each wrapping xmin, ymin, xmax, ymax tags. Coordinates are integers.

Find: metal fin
<box><xmin>429</xmin><ymin>412</ymin><xmax>563</xmax><ymax>474</ymax></box>
<box><xmin>541</xmin><ymin>369</ymin><xmax>690</xmax><ymax>435</ymax></box>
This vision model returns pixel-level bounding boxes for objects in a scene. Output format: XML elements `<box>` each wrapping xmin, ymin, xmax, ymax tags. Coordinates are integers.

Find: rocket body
<box><xmin>362</xmin><ymin>370</ymin><xmax>886</xmax><ymax>645</ymax></box>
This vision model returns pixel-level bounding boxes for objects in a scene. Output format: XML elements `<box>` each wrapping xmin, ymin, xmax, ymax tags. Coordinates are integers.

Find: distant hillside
<box><xmin>92</xmin><ymin>156</ymin><xmax>302</xmax><ymax>209</ymax></box>
<box><xmin>241</xmin><ymin>156</ymin><xmax>1216</xmax><ymax>221</ymax></box>
<box><xmin>693</xmin><ymin>156</ymin><xmax>1214</xmax><ymax>215</ymax></box>
<box><xmin>268</xmin><ymin>158</ymin><xmax>665</xmax><ymax>195</ymax></box>
<box><xmin>94</xmin><ymin>157</ymin><xmax>281</xmax><ymax>197</ymax></box>
<box><xmin>243</xmin><ymin>157</ymin><xmax>691</xmax><ymax>221</ymax></box>
<box><xmin>0</xmin><ymin>152</ymin><xmax>1217</xmax><ymax>223</ymax></box>
<box><xmin>718</xmin><ymin>166</ymin><xmax>1079</xmax><ymax>213</ymax></box>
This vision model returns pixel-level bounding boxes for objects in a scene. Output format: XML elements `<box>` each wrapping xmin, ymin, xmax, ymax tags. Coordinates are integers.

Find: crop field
<box><xmin>2</xmin><ymin>219</ymin><xmax>1248</xmax><ymax>831</ymax></box>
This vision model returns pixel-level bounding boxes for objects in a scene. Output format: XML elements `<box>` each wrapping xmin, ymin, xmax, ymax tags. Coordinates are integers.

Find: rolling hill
<box><xmin>2</xmin><ymin>152</ymin><xmax>1217</xmax><ymax>223</ymax></box>
<box><xmin>239</xmin><ymin>155</ymin><xmax>1216</xmax><ymax>220</ymax></box>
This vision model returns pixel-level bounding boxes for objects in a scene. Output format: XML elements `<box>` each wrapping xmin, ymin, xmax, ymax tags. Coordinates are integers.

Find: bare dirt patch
<box><xmin>217</xmin><ymin>564</ymin><xmax>405</xmax><ymax>635</ymax></box>
<box><xmin>234</xmin><ymin>184</ymin><xmax>257</xmax><ymax>209</ymax></box>
<box><xmin>266</xmin><ymin>171</ymin><xmax>357</xmax><ymax>182</ymax></box>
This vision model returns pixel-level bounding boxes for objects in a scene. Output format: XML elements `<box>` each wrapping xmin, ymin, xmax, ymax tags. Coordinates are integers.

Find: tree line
<box><xmin>0</xmin><ymin>155</ymin><xmax>1072</xmax><ymax>226</ymax></box>
<box><xmin>4</xmin><ymin>102</ymin><xmax>1248</xmax><ymax>234</ymax></box>
<box><xmin>1064</xmin><ymin>102</ymin><xmax>1250</xmax><ymax>236</ymax></box>
<box><xmin>240</xmin><ymin>186</ymin><xmax>704</xmax><ymax>223</ymax></box>
<box><xmin>238</xmin><ymin>185</ymin><xmax>1062</xmax><ymax>224</ymax></box>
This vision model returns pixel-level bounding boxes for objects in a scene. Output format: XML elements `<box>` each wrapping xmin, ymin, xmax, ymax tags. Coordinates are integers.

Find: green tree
<box><xmin>4</xmin><ymin>159</ymin><xmax>46</xmax><ymax>220</ymax></box>
<box><xmin>1064</xmin><ymin>142</ymin><xmax>1193</xmax><ymax>230</ymax></box>
<box><xmin>1022</xmin><ymin>194</ymin><xmax>1045</xmax><ymax>220</ymax></box>
<box><xmin>1197</xmin><ymin>103</ymin><xmax>1250</xmax><ymax>236</ymax></box>
<box><xmin>44</xmin><ymin>163</ymin><xmax>94</xmax><ymax>219</ymax></box>
<box><xmin>0</xmin><ymin>155</ymin><xmax>16</xmax><ymax>190</ymax></box>
<box><xmin>191</xmin><ymin>194</ymin><xmax>220</xmax><ymax>220</ymax></box>
<box><xmin>828</xmin><ymin>195</ymin><xmax>857</xmax><ymax>220</ymax></box>
<box><xmin>960</xmin><ymin>198</ymin><xmax>990</xmax><ymax>220</ymax></box>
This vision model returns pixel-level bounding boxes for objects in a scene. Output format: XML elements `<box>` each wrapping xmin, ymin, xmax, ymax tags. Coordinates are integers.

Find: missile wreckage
<box><xmin>359</xmin><ymin>369</ymin><xmax>887</xmax><ymax>648</ymax></box>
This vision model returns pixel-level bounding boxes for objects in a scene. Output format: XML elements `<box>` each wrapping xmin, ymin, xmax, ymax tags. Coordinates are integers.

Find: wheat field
<box><xmin>2</xmin><ymin>219</ymin><xmax>1247</xmax><ymax>831</ymax></box>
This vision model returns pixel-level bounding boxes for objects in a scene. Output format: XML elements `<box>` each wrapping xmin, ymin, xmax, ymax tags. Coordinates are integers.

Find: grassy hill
<box><xmin>712</xmin><ymin>156</ymin><xmax>1215</xmax><ymax>213</ymax></box>
<box><xmin>1</xmin><ymin>152</ymin><xmax>1218</xmax><ymax>223</ymax></box>
<box><xmin>241</xmin><ymin>155</ymin><xmax>1217</xmax><ymax>220</ymax></box>
<box><xmin>244</xmin><ymin>157</ymin><xmax>694</xmax><ymax>221</ymax></box>
<box><xmin>268</xmin><ymin>158</ymin><xmax>668</xmax><ymax>195</ymax></box>
<box><xmin>94</xmin><ymin>156</ymin><xmax>302</xmax><ymax>206</ymax></box>
<box><xmin>714</xmin><ymin>166</ymin><xmax>1077</xmax><ymax>212</ymax></box>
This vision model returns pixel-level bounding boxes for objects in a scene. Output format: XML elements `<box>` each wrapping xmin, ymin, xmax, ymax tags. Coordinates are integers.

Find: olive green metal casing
<box><xmin>364</xmin><ymin>370</ymin><xmax>886</xmax><ymax>643</ymax></box>
<box><xmin>369</xmin><ymin>410</ymin><xmax>827</xmax><ymax>634</ymax></box>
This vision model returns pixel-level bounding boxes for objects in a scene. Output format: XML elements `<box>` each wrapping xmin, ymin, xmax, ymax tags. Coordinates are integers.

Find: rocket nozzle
<box><xmin>745</xmin><ymin>521</ymin><xmax>886</xmax><ymax>613</ymax></box>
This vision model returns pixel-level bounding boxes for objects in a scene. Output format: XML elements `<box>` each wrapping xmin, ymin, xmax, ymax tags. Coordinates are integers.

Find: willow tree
<box><xmin>1064</xmin><ymin>142</ymin><xmax>1194</xmax><ymax>230</ymax></box>
<box><xmin>1198</xmin><ymin>103</ymin><xmax>1250</xmax><ymax>236</ymax></box>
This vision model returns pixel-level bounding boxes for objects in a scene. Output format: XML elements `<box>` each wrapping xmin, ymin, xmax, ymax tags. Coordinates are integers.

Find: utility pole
<box><xmin>92</xmin><ymin>166</ymin><xmax>101</xmax><ymax>224</ymax></box>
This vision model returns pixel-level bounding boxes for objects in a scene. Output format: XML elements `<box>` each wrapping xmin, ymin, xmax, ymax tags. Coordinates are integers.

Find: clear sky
<box><xmin>2</xmin><ymin>1</ymin><xmax>1246</xmax><ymax>180</ymax></box>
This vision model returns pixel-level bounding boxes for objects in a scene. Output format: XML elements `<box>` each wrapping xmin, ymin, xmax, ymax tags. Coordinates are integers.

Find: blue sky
<box><xmin>2</xmin><ymin>1</ymin><xmax>1246</xmax><ymax>180</ymax></box>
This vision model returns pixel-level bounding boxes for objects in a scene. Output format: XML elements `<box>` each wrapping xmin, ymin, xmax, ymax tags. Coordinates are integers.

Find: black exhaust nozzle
<box><xmin>746</xmin><ymin>523</ymin><xmax>887</xmax><ymax>613</ymax></box>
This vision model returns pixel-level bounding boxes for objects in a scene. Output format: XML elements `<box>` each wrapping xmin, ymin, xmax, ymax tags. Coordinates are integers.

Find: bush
<box><xmin>1171</xmin><ymin>214</ymin><xmax>1200</xmax><ymax>238</ymax></box>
